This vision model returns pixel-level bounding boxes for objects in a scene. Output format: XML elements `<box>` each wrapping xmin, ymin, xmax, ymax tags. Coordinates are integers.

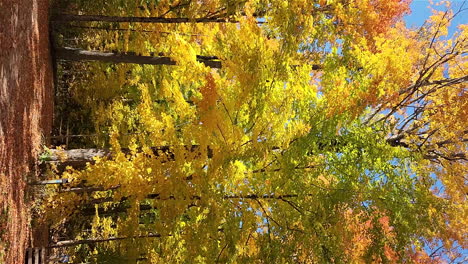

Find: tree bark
<box><xmin>43</xmin><ymin>134</ymin><xmax>439</xmax><ymax>171</ymax></box>
<box><xmin>48</xmin><ymin>233</ymin><xmax>162</xmax><ymax>248</ymax></box>
<box><xmin>80</xmin><ymin>203</ymin><xmax>156</xmax><ymax>217</ymax></box>
<box><xmin>52</xmin><ymin>14</ymin><xmax>233</xmax><ymax>24</ymax></box>
<box><xmin>43</xmin><ymin>148</ymin><xmax>111</xmax><ymax>170</ymax></box>
<box><xmin>42</xmin><ymin>146</ymin><xmax>212</xmax><ymax>170</ymax></box>
<box><xmin>55</xmin><ymin>47</ymin><xmax>222</xmax><ymax>68</ymax></box>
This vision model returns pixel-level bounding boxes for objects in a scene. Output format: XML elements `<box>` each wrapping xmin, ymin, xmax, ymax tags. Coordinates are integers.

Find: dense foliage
<box><xmin>45</xmin><ymin>0</ymin><xmax>467</xmax><ymax>263</ymax></box>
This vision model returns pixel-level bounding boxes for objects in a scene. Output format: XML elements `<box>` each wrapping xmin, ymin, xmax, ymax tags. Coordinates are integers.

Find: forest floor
<box><xmin>0</xmin><ymin>0</ymin><xmax>53</xmax><ymax>263</ymax></box>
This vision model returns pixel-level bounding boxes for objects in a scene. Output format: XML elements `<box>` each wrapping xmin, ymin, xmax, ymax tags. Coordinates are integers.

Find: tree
<box><xmin>44</xmin><ymin>0</ymin><xmax>467</xmax><ymax>263</ymax></box>
<box><xmin>55</xmin><ymin>47</ymin><xmax>223</xmax><ymax>68</ymax></box>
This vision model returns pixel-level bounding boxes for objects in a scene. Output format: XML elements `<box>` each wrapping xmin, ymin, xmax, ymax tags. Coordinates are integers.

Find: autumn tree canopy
<box><xmin>44</xmin><ymin>0</ymin><xmax>467</xmax><ymax>263</ymax></box>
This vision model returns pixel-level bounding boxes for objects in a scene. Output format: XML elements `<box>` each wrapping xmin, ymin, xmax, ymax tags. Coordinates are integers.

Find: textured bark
<box><xmin>55</xmin><ymin>47</ymin><xmax>222</xmax><ymax>68</ymax></box>
<box><xmin>47</xmin><ymin>148</ymin><xmax>111</xmax><ymax>162</ymax></box>
<box><xmin>42</xmin><ymin>148</ymin><xmax>111</xmax><ymax>170</ymax></box>
<box><xmin>43</xmin><ymin>146</ymin><xmax>212</xmax><ymax>170</ymax></box>
<box><xmin>44</xmin><ymin>135</ymin><xmax>409</xmax><ymax>170</ymax></box>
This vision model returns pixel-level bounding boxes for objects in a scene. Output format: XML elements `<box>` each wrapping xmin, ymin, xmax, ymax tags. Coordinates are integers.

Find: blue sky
<box><xmin>405</xmin><ymin>0</ymin><xmax>467</xmax><ymax>36</ymax></box>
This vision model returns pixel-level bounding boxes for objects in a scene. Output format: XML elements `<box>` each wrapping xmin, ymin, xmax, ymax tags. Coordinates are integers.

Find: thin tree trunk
<box><xmin>52</xmin><ymin>14</ymin><xmax>235</xmax><ymax>23</ymax></box>
<box><xmin>42</xmin><ymin>146</ymin><xmax>212</xmax><ymax>170</ymax></box>
<box><xmin>56</xmin><ymin>47</ymin><xmax>323</xmax><ymax>70</ymax></box>
<box><xmin>48</xmin><ymin>233</ymin><xmax>162</xmax><ymax>248</ymax></box>
<box><xmin>46</xmin><ymin>148</ymin><xmax>111</xmax><ymax>162</ymax></box>
<box><xmin>42</xmin><ymin>134</ymin><xmax>425</xmax><ymax>171</ymax></box>
<box><xmin>77</xmin><ymin>193</ymin><xmax>302</xmax><ymax>217</ymax></box>
<box><xmin>65</xmin><ymin>24</ymin><xmax>204</xmax><ymax>36</ymax></box>
<box><xmin>42</xmin><ymin>148</ymin><xmax>111</xmax><ymax>170</ymax></box>
<box><xmin>51</xmin><ymin>8</ymin><xmax>332</xmax><ymax>24</ymax></box>
<box><xmin>55</xmin><ymin>47</ymin><xmax>222</xmax><ymax>68</ymax></box>
<box><xmin>80</xmin><ymin>203</ymin><xmax>156</xmax><ymax>216</ymax></box>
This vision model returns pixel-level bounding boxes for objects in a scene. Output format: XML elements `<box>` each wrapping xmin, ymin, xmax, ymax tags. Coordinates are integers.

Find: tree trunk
<box><xmin>52</xmin><ymin>14</ymin><xmax>233</xmax><ymax>24</ymax></box>
<box><xmin>42</xmin><ymin>148</ymin><xmax>111</xmax><ymax>170</ymax></box>
<box><xmin>55</xmin><ymin>47</ymin><xmax>222</xmax><ymax>68</ymax></box>
<box><xmin>49</xmin><ymin>233</ymin><xmax>162</xmax><ymax>248</ymax></box>
<box><xmin>42</xmin><ymin>135</ymin><xmax>412</xmax><ymax>171</ymax></box>
<box><xmin>42</xmin><ymin>146</ymin><xmax>212</xmax><ymax>170</ymax></box>
<box><xmin>80</xmin><ymin>203</ymin><xmax>156</xmax><ymax>217</ymax></box>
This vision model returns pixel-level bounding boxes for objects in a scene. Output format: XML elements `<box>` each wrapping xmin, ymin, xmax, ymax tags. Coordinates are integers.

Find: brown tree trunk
<box><xmin>55</xmin><ymin>47</ymin><xmax>222</xmax><ymax>68</ymax></box>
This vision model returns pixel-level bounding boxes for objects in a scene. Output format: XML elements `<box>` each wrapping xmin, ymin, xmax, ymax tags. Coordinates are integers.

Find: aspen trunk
<box><xmin>55</xmin><ymin>47</ymin><xmax>222</xmax><ymax>68</ymax></box>
<box><xmin>43</xmin><ymin>148</ymin><xmax>111</xmax><ymax>170</ymax></box>
<box><xmin>42</xmin><ymin>146</ymin><xmax>212</xmax><ymax>170</ymax></box>
<box><xmin>81</xmin><ymin>203</ymin><xmax>155</xmax><ymax>217</ymax></box>
<box><xmin>54</xmin><ymin>48</ymin><xmax>325</xmax><ymax>70</ymax></box>
<box><xmin>52</xmin><ymin>14</ymin><xmax>232</xmax><ymax>23</ymax></box>
<box><xmin>47</xmin><ymin>148</ymin><xmax>111</xmax><ymax>161</ymax></box>
<box><xmin>49</xmin><ymin>233</ymin><xmax>162</xmax><ymax>248</ymax></box>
